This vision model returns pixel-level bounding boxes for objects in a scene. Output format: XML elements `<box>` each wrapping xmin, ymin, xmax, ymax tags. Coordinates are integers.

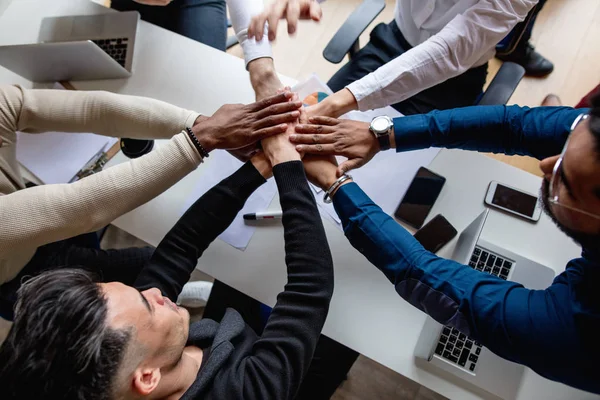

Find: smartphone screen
<box><xmin>394</xmin><ymin>167</ymin><xmax>446</xmax><ymax>229</ymax></box>
<box><xmin>413</xmin><ymin>215</ymin><xmax>458</xmax><ymax>253</ymax></box>
<box><xmin>491</xmin><ymin>184</ymin><xmax>538</xmax><ymax>218</ymax></box>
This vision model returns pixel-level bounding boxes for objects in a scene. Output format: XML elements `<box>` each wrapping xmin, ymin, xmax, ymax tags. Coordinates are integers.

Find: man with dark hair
<box><xmin>0</xmin><ymin>118</ymin><xmax>338</xmax><ymax>399</ymax></box>
<box><xmin>292</xmin><ymin>95</ymin><xmax>600</xmax><ymax>393</ymax></box>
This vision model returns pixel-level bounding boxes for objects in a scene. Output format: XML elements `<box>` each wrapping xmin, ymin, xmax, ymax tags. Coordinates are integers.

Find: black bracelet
<box><xmin>185</xmin><ymin>127</ymin><xmax>210</xmax><ymax>159</ymax></box>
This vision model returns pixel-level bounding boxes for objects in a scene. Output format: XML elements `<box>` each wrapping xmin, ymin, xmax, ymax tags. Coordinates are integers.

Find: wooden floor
<box><xmin>2</xmin><ymin>1</ymin><xmax>599</xmax><ymax>399</ymax></box>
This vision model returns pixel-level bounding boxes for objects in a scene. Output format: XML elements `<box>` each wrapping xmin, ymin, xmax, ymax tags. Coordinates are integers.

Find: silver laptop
<box><xmin>0</xmin><ymin>12</ymin><xmax>139</xmax><ymax>82</ymax></box>
<box><xmin>414</xmin><ymin>209</ymin><xmax>556</xmax><ymax>399</ymax></box>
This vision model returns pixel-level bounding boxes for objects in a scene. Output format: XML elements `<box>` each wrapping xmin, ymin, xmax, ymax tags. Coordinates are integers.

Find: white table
<box><xmin>0</xmin><ymin>1</ymin><xmax>596</xmax><ymax>399</ymax></box>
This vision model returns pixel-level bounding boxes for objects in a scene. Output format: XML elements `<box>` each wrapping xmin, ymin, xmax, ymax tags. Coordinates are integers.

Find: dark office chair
<box><xmin>322</xmin><ymin>0</ymin><xmax>386</xmax><ymax>64</ymax></box>
<box><xmin>322</xmin><ymin>0</ymin><xmax>525</xmax><ymax>106</ymax></box>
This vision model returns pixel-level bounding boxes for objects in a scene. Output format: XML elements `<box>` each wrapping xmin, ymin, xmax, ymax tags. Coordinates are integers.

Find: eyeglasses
<box><xmin>547</xmin><ymin>113</ymin><xmax>600</xmax><ymax>220</ymax></box>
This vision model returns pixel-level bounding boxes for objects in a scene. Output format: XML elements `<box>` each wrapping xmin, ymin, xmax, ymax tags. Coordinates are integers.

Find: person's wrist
<box><xmin>265</xmin><ymin>146</ymin><xmax>301</xmax><ymax>166</ymax></box>
<box><xmin>322</xmin><ymin>88</ymin><xmax>358</xmax><ymax>118</ymax></box>
<box><xmin>191</xmin><ymin>120</ymin><xmax>216</xmax><ymax>153</ymax></box>
<box><xmin>330</xmin><ymin>179</ymin><xmax>353</xmax><ymax>198</ymax></box>
<box><xmin>250</xmin><ymin>153</ymin><xmax>272</xmax><ymax>179</ymax></box>
<box><xmin>193</xmin><ymin>115</ymin><xmax>209</xmax><ymax>127</ymax></box>
<box><xmin>248</xmin><ymin>58</ymin><xmax>282</xmax><ymax>100</ymax></box>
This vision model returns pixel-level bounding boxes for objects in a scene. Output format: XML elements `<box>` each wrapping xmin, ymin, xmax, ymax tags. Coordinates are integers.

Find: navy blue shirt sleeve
<box><xmin>393</xmin><ymin>105</ymin><xmax>586</xmax><ymax>160</ymax></box>
<box><xmin>333</xmin><ymin>182</ymin><xmax>598</xmax><ymax>393</ymax></box>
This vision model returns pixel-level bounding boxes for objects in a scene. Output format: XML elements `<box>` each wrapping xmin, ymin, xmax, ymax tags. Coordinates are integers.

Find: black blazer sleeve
<box><xmin>232</xmin><ymin>160</ymin><xmax>335</xmax><ymax>399</ymax></box>
<box><xmin>134</xmin><ymin>161</ymin><xmax>266</xmax><ymax>301</ymax></box>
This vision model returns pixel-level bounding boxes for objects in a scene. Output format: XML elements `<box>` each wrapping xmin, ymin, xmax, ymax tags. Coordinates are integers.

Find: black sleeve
<box><xmin>233</xmin><ymin>161</ymin><xmax>335</xmax><ymax>399</ymax></box>
<box><xmin>134</xmin><ymin>161</ymin><xmax>266</xmax><ymax>301</ymax></box>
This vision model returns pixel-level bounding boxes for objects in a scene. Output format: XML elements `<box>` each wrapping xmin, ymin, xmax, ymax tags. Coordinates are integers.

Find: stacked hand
<box><xmin>192</xmin><ymin>92</ymin><xmax>301</xmax><ymax>155</ymax></box>
<box><xmin>290</xmin><ymin>117</ymin><xmax>379</xmax><ymax>176</ymax></box>
<box><xmin>261</xmin><ymin>88</ymin><xmax>303</xmax><ymax>166</ymax></box>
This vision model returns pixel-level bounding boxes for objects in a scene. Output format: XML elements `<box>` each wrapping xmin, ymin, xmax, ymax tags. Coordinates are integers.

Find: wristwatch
<box><xmin>369</xmin><ymin>116</ymin><xmax>393</xmax><ymax>151</ymax></box>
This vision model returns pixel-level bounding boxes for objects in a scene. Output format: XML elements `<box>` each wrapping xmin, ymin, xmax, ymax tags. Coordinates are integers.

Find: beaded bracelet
<box><xmin>323</xmin><ymin>174</ymin><xmax>352</xmax><ymax>204</ymax></box>
<box><xmin>185</xmin><ymin>127</ymin><xmax>210</xmax><ymax>159</ymax></box>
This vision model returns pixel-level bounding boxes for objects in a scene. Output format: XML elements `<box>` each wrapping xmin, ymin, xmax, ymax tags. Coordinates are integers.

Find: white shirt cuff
<box><xmin>347</xmin><ymin>74</ymin><xmax>386</xmax><ymax>112</ymax></box>
<box><xmin>238</xmin><ymin>27</ymin><xmax>273</xmax><ymax>67</ymax></box>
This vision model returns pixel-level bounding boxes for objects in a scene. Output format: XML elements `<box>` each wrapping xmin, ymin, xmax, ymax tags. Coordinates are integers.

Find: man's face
<box><xmin>100</xmin><ymin>282</ymin><xmax>190</xmax><ymax>367</ymax></box>
<box><xmin>539</xmin><ymin>119</ymin><xmax>600</xmax><ymax>245</ymax></box>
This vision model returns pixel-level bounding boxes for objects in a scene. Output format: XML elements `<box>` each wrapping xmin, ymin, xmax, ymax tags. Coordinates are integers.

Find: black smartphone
<box><xmin>413</xmin><ymin>214</ymin><xmax>458</xmax><ymax>253</ymax></box>
<box><xmin>394</xmin><ymin>167</ymin><xmax>446</xmax><ymax>229</ymax></box>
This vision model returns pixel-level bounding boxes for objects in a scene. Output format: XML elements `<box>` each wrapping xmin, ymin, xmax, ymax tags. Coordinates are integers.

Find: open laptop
<box><xmin>414</xmin><ymin>209</ymin><xmax>556</xmax><ymax>399</ymax></box>
<box><xmin>0</xmin><ymin>11</ymin><xmax>139</xmax><ymax>82</ymax></box>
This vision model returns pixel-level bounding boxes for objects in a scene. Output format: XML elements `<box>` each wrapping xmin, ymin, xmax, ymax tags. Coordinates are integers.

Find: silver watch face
<box><xmin>371</xmin><ymin>116</ymin><xmax>391</xmax><ymax>135</ymax></box>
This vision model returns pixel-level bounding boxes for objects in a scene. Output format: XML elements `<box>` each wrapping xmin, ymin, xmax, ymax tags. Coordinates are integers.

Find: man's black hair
<box><xmin>0</xmin><ymin>269</ymin><xmax>131</xmax><ymax>400</ymax></box>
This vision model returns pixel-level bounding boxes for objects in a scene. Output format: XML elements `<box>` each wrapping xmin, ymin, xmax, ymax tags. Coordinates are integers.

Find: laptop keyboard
<box><xmin>92</xmin><ymin>37</ymin><xmax>129</xmax><ymax>68</ymax></box>
<box><xmin>433</xmin><ymin>246</ymin><xmax>514</xmax><ymax>373</ymax></box>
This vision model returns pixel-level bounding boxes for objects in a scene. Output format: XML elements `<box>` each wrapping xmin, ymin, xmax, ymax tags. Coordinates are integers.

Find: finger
<box><xmin>310</xmin><ymin>1</ymin><xmax>323</xmax><ymax>21</ymax></box>
<box><xmin>337</xmin><ymin>158</ymin><xmax>363</xmax><ymax>176</ymax></box>
<box><xmin>253</xmin><ymin>123</ymin><xmax>290</xmax><ymax>141</ymax></box>
<box><xmin>287</xmin><ymin>0</ymin><xmax>300</xmax><ymax>34</ymax></box>
<box><xmin>250</xmin><ymin>91</ymin><xmax>293</xmax><ymax>112</ymax></box>
<box><xmin>293</xmin><ymin>124</ymin><xmax>335</xmax><ymax>135</ymax></box>
<box><xmin>308</xmin><ymin>115</ymin><xmax>339</xmax><ymax>126</ymax></box>
<box><xmin>294</xmin><ymin>143</ymin><xmax>336</xmax><ymax>155</ymax></box>
<box><xmin>290</xmin><ymin>132</ymin><xmax>336</xmax><ymax>144</ymax></box>
<box><xmin>268</xmin><ymin>0</ymin><xmax>289</xmax><ymax>41</ymax></box>
<box><xmin>255</xmin><ymin>111</ymin><xmax>300</xmax><ymax>128</ymax></box>
<box><xmin>252</xmin><ymin>12</ymin><xmax>269</xmax><ymax>41</ymax></box>
<box><xmin>248</xmin><ymin>16</ymin><xmax>257</xmax><ymax>38</ymax></box>
<box><xmin>256</xmin><ymin>100</ymin><xmax>302</xmax><ymax>119</ymax></box>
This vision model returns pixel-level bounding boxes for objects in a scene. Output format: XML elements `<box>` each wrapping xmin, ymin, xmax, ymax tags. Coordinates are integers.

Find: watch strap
<box><xmin>377</xmin><ymin>133</ymin><xmax>391</xmax><ymax>151</ymax></box>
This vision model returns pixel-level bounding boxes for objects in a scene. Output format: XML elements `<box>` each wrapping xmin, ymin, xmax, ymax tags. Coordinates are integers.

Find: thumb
<box><xmin>337</xmin><ymin>158</ymin><xmax>362</xmax><ymax>177</ymax></box>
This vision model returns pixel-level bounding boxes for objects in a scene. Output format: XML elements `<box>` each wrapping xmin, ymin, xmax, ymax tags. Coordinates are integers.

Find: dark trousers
<box><xmin>328</xmin><ymin>20</ymin><xmax>489</xmax><ymax>116</ymax></box>
<box><xmin>204</xmin><ymin>280</ymin><xmax>360</xmax><ymax>400</ymax></box>
<box><xmin>111</xmin><ymin>0</ymin><xmax>227</xmax><ymax>51</ymax></box>
<box><xmin>497</xmin><ymin>0</ymin><xmax>548</xmax><ymax>55</ymax></box>
<box><xmin>0</xmin><ymin>233</ymin><xmax>153</xmax><ymax>321</ymax></box>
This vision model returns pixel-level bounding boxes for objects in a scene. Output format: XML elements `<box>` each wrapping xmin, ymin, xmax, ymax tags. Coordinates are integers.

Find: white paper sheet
<box><xmin>15</xmin><ymin>82</ymin><xmax>118</xmax><ymax>184</ymax></box>
<box><xmin>182</xmin><ymin>151</ymin><xmax>277</xmax><ymax>250</ymax></box>
<box><xmin>291</xmin><ymin>77</ymin><xmax>441</xmax><ymax>231</ymax></box>
<box><xmin>16</xmin><ymin>132</ymin><xmax>117</xmax><ymax>184</ymax></box>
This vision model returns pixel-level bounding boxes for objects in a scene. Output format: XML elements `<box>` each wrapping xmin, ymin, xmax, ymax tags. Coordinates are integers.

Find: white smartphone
<box><xmin>484</xmin><ymin>181</ymin><xmax>542</xmax><ymax>222</ymax></box>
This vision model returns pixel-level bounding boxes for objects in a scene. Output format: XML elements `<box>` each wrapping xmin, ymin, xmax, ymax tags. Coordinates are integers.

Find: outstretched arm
<box><xmin>232</xmin><ymin>160</ymin><xmax>334</xmax><ymax>399</ymax></box>
<box><xmin>291</xmin><ymin>105</ymin><xmax>586</xmax><ymax>175</ymax></box>
<box><xmin>134</xmin><ymin>156</ymin><xmax>271</xmax><ymax>300</ymax></box>
<box><xmin>310</xmin><ymin>0</ymin><xmax>536</xmax><ymax>117</ymax></box>
<box><xmin>0</xmin><ymin>85</ymin><xmax>199</xmax><ymax>144</ymax></box>
<box><xmin>330</xmin><ymin>179</ymin><xmax>590</xmax><ymax>390</ymax></box>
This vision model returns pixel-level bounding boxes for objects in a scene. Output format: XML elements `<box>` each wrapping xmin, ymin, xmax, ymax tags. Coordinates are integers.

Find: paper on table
<box><xmin>15</xmin><ymin>82</ymin><xmax>118</xmax><ymax>184</ymax></box>
<box><xmin>16</xmin><ymin>132</ymin><xmax>117</xmax><ymax>184</ymax></box>
<box><xmin>182</xmin><ymin>151</ymin><xmax>277</xmax><ymax>250</ymax></box>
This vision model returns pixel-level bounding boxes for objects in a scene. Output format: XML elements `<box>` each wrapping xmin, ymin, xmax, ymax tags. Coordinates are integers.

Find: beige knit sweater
<box><xmin>0</xmin><ymin>85</ymin><xmax>202</xmax><ymax>285</ymax></box>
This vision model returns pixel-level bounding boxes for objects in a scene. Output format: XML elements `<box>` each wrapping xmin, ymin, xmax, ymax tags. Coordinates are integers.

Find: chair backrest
<box><xmin>477</xmin><ymin>62</ymin><xmax>525</xmax><ymax>106</ymax></box>
<box><xmin>323</xmin><ymin>0</ymin><xmax>386</xmax><ymax>64</ymax></box>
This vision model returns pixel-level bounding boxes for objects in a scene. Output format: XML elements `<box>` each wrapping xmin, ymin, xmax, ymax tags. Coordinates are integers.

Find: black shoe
<box><xmin>496</xmin><ymin>43</ymin><xmax>554</xmax><ymax>77</ymax></box>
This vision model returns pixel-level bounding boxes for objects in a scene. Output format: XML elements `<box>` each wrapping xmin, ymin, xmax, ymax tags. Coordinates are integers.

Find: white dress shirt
<box><xmin>226</xmin><ymin>0</ymin><xmax>536</xmax><ymax>110</ymax></box>
<box><xmin>226</xmin><ymin>0</ymin><xmax>272</xmax><ymax>67</ymax></box>
<box><xmin>347</xmin><ymin>0</ymin><xmax>538</xmax><ymax>111</ymax></box>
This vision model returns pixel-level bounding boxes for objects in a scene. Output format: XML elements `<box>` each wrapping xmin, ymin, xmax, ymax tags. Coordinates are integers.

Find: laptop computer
<box><xmin>414</xmin><ymin>209</ymin><xmax>556</xmax><ymax>399</ymax></box>
<box><xmin>0</xmin><ymin>11</ymin><xmax>139</xmax><ymax>82</ymax></box>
